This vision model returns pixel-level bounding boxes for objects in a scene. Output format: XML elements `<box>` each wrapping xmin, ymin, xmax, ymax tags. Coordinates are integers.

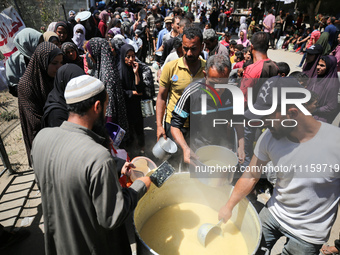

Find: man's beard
<box><xmin>185</xmin><ymin>55</ymin><xmax>198</xmax><ymax>63</ymax></box>
<box><xmin>92</xmin><ymin>107</ymin><xmax>111</xmax><ymax>149</ymax></box>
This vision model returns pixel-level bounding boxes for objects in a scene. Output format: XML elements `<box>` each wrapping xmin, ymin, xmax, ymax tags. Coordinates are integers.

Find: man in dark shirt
<box><xmin>325</xmin><ymin>17</ymin><xmax>339</xmax><ymax>48</ymax></box>
<box><xmin>171</xmin><ymin>54</ymin><xmax>245</xmax><ymax>165</ymax></box>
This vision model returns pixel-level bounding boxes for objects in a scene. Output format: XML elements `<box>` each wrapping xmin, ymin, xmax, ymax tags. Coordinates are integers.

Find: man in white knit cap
<box><xmin>31</xmin><ymin>75</ymin><xmax>151</xmax><ymax>255</ymax></box>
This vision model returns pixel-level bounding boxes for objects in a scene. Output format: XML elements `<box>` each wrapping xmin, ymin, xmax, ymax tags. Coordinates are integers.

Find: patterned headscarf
<box><xmin>61</xmin><ymin>42</ymin><xmax>83</xmax><ymax>69</ymax></box>
<box><xmin>18</xmin><ymin>42</ymin><xmax>63</xmax><ymax>165</ymax></box>
<box><xmin>88</xmin><ymin>37</ymin><xmax>129</xmax><ymax>134</ymax></box>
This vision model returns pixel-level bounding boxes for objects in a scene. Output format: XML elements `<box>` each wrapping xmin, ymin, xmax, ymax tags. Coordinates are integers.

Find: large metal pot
<box><xmin>134</xmin><ymin>173</ymin><xmax>262</xmax><ymax>255</ymax></box>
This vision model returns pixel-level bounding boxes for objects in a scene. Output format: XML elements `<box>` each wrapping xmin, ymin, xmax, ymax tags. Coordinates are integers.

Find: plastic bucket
<box><xmin>152</xmin><ymin>137</ymin><xmax>178</xmax><ymax>161</ymax></box>
<box><xmin>105</xmin><ymin>122</ymin><xmax>126</xmax><ymax>147</ymax></box>
<box><xmin>130</xmin><ymin>156</ymin><xmax>157</xmax><ymax>182</ymax></box>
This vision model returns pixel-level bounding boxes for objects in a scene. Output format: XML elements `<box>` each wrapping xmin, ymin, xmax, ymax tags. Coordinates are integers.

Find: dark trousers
<box><xmin>266</xmin><ymin>32</ymin><xmax>275</xmax><ymax>49</ymax></box>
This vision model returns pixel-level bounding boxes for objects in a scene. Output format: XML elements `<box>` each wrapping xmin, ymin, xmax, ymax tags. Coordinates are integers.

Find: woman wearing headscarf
<box><xmin>47</xmin><ymin>22</ymin><xmax>57</xmax><ymax>32</ymax></box>
<box><xmin>18</xmin><ymin>42</ymin><xmax>63</xmax><ymax>165</ymax></box>
<box><xmin>42</xmin><ymin>64</ymin><xmax>85</xmax><ymax>127</ymax></box>
<box><xmin>72</xmin><ymin>24</ymin><xmax>86</xmax><ymax>54</ymax></box>
<box><xmin>119</xmin><ymin>44</ymin><xmax>146</xmax><ymax>155</ymax></box>
<box><xmin>330</xmin><ymin>33</ymin><xmax>340</xmax><ymax>72</ymax></box>
<box><xmin>43</xmin><ymin>31</ymin><xmax>61</xmax><ymax>48</ymax></box>
<box><xmin>307</xmin><ymin>55</ymin><xmax>340</xmax><ymax>123</ymax></box>
<box><xmin>87</xmin><ymin>37</ymin><xmax>129</xmax><ymax>136</ymax></box>
<box><xmin>315</xmin><ymin>32</ymin><xmax>331</xmax><ymax>55</ymax></box>
<box><xmin>54</xmin><ymin>21</ymin><xmax>71</xmax><ymax>44</ymax></box>
<box><xmin>106</xmin><ymin>18</ymin><xmax>122</xmax><ymax>38</ymax></box>
<box><xmin>98</xmin><ymin>10</ymin><xmax>110</xmax><ymax>37</ymax></box>
<box><xmin>238</xmin><ymin>16</ymin><xmax>247</xmax><ymax>37</ymax></box>
<box><xmin>92</xmin><ymin>9</ymin><xmax>100</xmax><ymax>26</ymax></box>
<box><xmin>237</xmin><ymin>29</ymin><xmax>250</xmax><ymax>47</ymax></box>
<box><xmin>303</xmin><ymin>44</ymin><xmax>323</xmax><ymax>78</ymax></box>
<box><xmin>61</xmin><ymin>42</ymin><xmax>84</xmax><ymax>69</ymax></box>
<box><xmin>5</xmin><ymin>28</ymin><xmax>43</xmax><ymax>97</ymax></box>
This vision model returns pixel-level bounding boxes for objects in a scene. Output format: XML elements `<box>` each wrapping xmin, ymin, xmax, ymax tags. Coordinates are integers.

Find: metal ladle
<box><xmin>197</xmin><ymin>219</ymin><xmax>224</xmax><ymax>247</ymax></box>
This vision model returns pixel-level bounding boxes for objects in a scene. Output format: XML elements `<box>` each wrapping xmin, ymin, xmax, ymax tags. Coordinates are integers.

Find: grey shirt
<box><xmin>31</xmin><ymin>121</ymin><xmax>147</xmax><ymax>255</ymax></box>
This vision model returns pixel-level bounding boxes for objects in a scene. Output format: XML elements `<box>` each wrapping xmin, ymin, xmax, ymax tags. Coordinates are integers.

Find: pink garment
<box><xmin>233</xmin><ymin>60</ymin><xmax>244</xmax><ymax>69</ymax></box>
<box><xmin>263</xmin><ymin>14</ymin><xmax>275</xmax><ymax>33</ymax></box>
<box><xmin>237</xmin><ymin>30</ymin><xmax>250</xmax><ymax>47</ymax></box>
<box><xmin>330</xmin><ymin>45</ymin><xmax>340</xmax><ymax>72</ymax></box>
<box><xmin>306</xmin><ymin>30</ymin><xmax>321</xmax><ymax>49</ymax></box>
<box><xmin>220</xmin><ymin>40</ymin><xmax>229</xmax><ymax>47</ymax></box>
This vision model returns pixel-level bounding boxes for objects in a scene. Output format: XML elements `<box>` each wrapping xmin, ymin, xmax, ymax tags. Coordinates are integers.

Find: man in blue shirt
<box><xmin>325</xmin><ymin>17</ymin><xmax>339</xmax><ymax>48</ymax></box>
<box><xmin>156</xmin><ymin>16</ymin><xmax>173</xmax><ymax>50</ymax></box>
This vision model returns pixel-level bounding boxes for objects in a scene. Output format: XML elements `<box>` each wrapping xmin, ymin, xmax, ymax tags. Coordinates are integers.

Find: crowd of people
<box><xmin>0</xmin><ymin>1</ymin><xmax>340</xmax><ymax>254</ymax></box>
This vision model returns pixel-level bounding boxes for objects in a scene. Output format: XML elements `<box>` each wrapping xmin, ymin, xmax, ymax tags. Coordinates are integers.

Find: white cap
<box><xmin>65</xmin><ymin>75</ymin><xmax>105</xmax><ymax>104</ymax></box>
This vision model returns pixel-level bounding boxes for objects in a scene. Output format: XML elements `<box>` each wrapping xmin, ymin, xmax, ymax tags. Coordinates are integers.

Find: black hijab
<box><xmin>54</xmin><ymin>21</ymin><xmax>72</xmax><ymax>43</ymax></box>
<box><xmin>120</xmin><ymin>44</ymin><xmax>138</xmax><ymax>91</ymax></box>
<box><xmin>42</xmin><ymin>64</ymin><xmax>85</xmax><ymax>127</ymax></box>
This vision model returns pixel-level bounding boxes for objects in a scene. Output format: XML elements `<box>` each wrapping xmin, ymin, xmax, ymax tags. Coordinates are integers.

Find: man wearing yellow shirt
<box><xmin>156</xmin><ymin>26</ymin><xmax>206</xmax><ymax>141</ymax></box>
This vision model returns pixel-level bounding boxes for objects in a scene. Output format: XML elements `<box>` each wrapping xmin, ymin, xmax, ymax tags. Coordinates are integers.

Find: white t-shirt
<box><xmin>254</xmin><ymin>122</ymin><xmax>340</xmax><ymax>244</ymax></box>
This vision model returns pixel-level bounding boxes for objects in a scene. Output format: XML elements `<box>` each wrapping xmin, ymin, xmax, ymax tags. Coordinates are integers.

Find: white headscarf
<box><xmin>72</xmin><ymin>24</ymin><xmax>86</xmax><ymax>50</ymax></box>
<box><xmin>47</xmin><ymin>22</ymin><xmax>57</xmax><ymax>32</ymax></box>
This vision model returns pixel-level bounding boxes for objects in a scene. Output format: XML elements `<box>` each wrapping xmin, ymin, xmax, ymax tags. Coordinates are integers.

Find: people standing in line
<box><xmin>5</xmin><ymin>28</ymin><xmax>43</xmax><ymax>97</ymax></box>
<box><xmin>61</xmin><ymin>42</ymin><xmax>84</xmax><ymax>70</ymax></box>
<box><xmin>32</xmin><ymin>75</ymin><xmax>151</xmax><ymax>255</ymax></box>
<box><xmin>44</xmin><ymin>31</ymin><xmax>61</xmax><ymax>48</ymax></box>
<box><xmin>98</xmin><ymin>10</ymin><xmax>110</xmax><ymax>38</ymax></box>
<box><xmin>263</xmin><ymin>9</ymin><xmax>276</xmax><ymax>49</ymax></box>
<box><xmin>18</xmin><ymin>42</ymin><xmax>63</xmax><ymax>166</ymax></box>
<box><xmin>87</xmin><ymin>37</ymin><xmax>129</xmax><ymax>136</ymax></box>
<box><xmin>120</xmin><ymin>44</ymin><xmax>151</xmax><ymax>156</ymax></box>
<box><xmin>54</xmin><ymin>21</ymin><xmax>71</xmax><ymax>44</ymax></box>
<box><xmin>307</xmin><ymin>55</ymin><xmax>340</xmax><ymax>123</ymax></box>
<box><xmin>42</xmin><ymin>64</ymin><xmax>85</xmax><ymax>128</ymax></box>
<box><xmin>72</xmin><ymin>24</ymin><xmax>86</xmax><ymax>54</ymax></box>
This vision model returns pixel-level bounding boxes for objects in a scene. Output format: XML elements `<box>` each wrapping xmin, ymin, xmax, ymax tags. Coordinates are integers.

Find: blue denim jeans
<box><xmin>299</xmin><ymin>52</ymin><xmax>306</xmax><ymax>67</ymax></box>
<box><xmin>259</xmin><ymin>206</ymin><xmax>323</xmax><ymax>255</ymax></box>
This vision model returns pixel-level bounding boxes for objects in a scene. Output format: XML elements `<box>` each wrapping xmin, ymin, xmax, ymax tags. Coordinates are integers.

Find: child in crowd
<box><xmin>231</xmin><ymin>43</ymin><xmax>244</xmax><ymax>64</ymax></box>
<box><xmin>243</xmin><ymin>46</ymin><xmax>252</xmax><ymax>61</ymax></box>
<box><xmin>233</xmin><ymin>51</ymin><xmax>245</xmax><ymax>69</ymax></box>
<box><xmin>229</xmin><ymin>40</ymin><xmax>237</xmax><ymax>59</ymax></box>
<box><xmin>277</xmin><ymin>62</ymin><xmax>290</xmax><ymax>77</ymax></box>
<box><xmin>220</xmin><ymin>32</ymin><xmax>231</xmax><ymax>48</ymax></box>
<box><xmin>204</xmin><ymin>23</ymin><xmax>211</xmax><ymax>32</ymax></box>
